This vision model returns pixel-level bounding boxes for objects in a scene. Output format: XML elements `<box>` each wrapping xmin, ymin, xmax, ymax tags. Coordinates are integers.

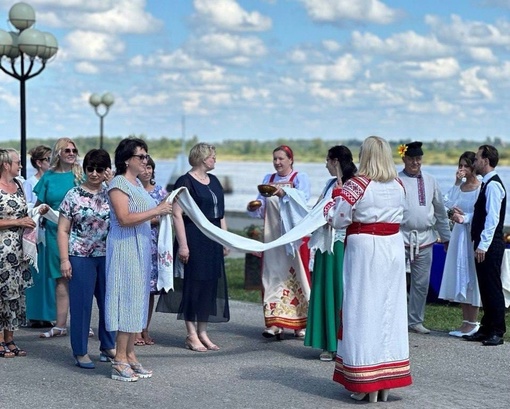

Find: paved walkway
<box><xmin>1</xmin><ymin>299</ymin><xmax>508</xmax><ymax>409</ymax></box>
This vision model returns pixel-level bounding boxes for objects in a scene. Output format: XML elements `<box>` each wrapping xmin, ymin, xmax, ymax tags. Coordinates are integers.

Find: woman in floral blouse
<box><xmin>57</xmin><ymin>149</ymin><xmax>115</xmax><ymax>369</ymax></box>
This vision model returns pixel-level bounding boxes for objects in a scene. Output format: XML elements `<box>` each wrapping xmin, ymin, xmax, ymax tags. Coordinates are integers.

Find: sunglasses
<box><xmin>132</xmin><ymin>154</ymin><xmax>150</xmax><ymax>161</ymax></box>
<box><xmin>86</xmin><ymin>166</ymin><xmax>105</xmax><ymax>173</ymax></box>
<box><xmin>63</xmin><ymin>148</ymin><xmax>78</xmax><ymax>154</ymax></box>
<box><xmin>42</xmin><ymin>157</ymin><xmax>51</xmax><ymax>162</ymax></box>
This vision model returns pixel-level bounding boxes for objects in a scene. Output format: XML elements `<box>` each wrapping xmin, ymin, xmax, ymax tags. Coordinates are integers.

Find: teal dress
<box><xmin>24</xmin><ymin>175</ymin><xmax>56</xmax><ymax>322</ymax></box>
<box><xmin>33</xmin><ymin>171</ymin><xmax>77</xmax><ymax>280</ymax></box>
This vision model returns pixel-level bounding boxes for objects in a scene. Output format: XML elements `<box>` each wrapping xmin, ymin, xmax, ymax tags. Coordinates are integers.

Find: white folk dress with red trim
<box><xmin>325</xmin><ymin>176</ymin><xmax>412</xmax><ymax>393</ymax></box>
<box><xmin>261</xmin><ymin>171</ymin><xmax>310</xmax><ymax>330</ymax></box>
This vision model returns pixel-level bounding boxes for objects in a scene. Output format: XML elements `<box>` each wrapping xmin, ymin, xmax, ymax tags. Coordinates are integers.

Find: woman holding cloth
<box><xmin>157</xmin><ymin>143</ymin><xmax>230</xmax><ymax>352</ymax></box>
<box><xmin>24</xmin><ymin>145</ymin><xmax>55</xmax><ymax>328</ymax></box>
<box><xmin>247</xmin><ymin>145</ymin><xmax>311</xmax><ymax>339</ymax></box>
<box><xmin>305</xmin><ymin>145</ymin><xmax>357</xmax><ymax>361</ymax></box>
<box><xmin>0</xmin><ymin>148</ymin><xmax>36</xmax><ymax>357</ymax></box>
<box><xmin>325</xmin><ymin>136</ymin><xmax>412</xmax><ymax>403</ymax></box>
<box><xmin>105</xmin><ymin>138</ymin><xmax>172</xmax><ymax>381</ymax></box>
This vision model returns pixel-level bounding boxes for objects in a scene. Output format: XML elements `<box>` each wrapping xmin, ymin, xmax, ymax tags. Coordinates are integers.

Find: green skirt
<box><xmin>304</xmin><ymin>240</ymin><xmax>344</xmax><ymax>352</ymax></box>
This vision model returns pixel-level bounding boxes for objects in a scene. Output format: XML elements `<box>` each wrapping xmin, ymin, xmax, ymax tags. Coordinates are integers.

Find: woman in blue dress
<box><xmin>157</xmin><ymin>143</ymin><xmax>230</xmax><ymax>352</ymax></box>
<box><xmin>105</xmin><ymin>138</ymin><xmax>172</xmax><ymax>382</ymax></box>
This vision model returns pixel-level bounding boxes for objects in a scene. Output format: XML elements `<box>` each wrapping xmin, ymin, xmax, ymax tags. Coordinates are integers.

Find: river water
<box><xmin>153</xmin><ymin>160</ymin><xmax>510</xmax><ymax>225</ymax></box>
<box><xmin>25</xmin><ymin>159</ymin><xmax>509</xmax><ymax>224</ymax></box>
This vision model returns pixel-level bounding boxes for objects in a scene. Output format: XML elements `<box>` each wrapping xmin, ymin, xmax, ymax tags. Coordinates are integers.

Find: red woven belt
<box><xmin>346</xmin><ymin>222</ymin><xmax>400</xmax><ymax>237</ymax></box>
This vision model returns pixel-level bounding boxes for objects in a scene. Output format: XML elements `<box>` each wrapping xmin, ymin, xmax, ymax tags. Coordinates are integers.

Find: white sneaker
<box><xmin>409</xmin><ymin>324</ymin><xmax>431</xmax><ymax>334</ymax></box>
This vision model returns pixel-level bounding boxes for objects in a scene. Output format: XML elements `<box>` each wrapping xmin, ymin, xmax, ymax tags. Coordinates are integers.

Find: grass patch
<box><xmin>225</xmin><ymin>257</ymin><xmax>261</xmax><ymax>304</ymax></box>
<box><xmin>226</xmin><ymin>257</ymin><xmax>510</xmax><ymax>341</ymax></box>
<box><xmin>425</xmin><ymin>302</ymin><xmax>510</xmax><ymax>341</ymax></box>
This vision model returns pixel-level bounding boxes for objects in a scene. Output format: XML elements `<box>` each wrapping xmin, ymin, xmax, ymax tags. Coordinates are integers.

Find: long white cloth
<box><xmin>23</xmin><ymin>206</ymin><xmax>59</xmax><ymax>272</ymax></box>
<box><xmin>157</xmin><ymin>187</ymin><xmax>328</xmax><ymax>292</ymax></box>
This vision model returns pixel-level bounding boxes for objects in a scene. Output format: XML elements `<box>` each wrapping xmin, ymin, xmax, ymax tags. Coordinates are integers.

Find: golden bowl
<box><xmin>247</xmin><ymin>200</ymin><xmax>262</xmax><ymax>210</ymax></box>
<box><xmin>257</xmin><ymin>184</ymin><xmax>277</xmax><ymax>197</ymax></box>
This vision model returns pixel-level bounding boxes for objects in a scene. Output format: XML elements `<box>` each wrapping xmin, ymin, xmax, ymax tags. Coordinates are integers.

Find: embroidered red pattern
<box><xmin>339</xmin><ymin>176</ymin><xmax>370</xmax><ymax>205</ymax></box>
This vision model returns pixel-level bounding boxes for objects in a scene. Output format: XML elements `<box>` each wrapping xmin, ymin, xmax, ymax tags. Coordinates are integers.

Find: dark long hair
<box><xmin>328</xmin><ymin>145</ymin><xmax>357</xmax><ymax>183</ymax></box>
<box><xmin>459</xmin><ymin>151</ymin><xmax>476</xmax><ymax>171</ymax></box>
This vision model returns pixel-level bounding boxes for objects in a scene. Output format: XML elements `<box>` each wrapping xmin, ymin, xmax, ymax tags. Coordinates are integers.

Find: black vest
<box><xmin>471</xmin><ymin>174</ymin><xmax>506</xmax><ymax>248</ymax></box>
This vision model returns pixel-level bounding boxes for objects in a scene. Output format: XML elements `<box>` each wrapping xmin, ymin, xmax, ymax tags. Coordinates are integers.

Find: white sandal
<box><xmin>39</xmin><ymin>326</ymin><xmax>67</xmax><ymax>338</ymax></box>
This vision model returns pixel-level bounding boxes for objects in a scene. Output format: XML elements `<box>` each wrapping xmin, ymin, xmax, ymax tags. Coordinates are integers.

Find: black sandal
<box><xmin>5</xmin><ymin>340</ymin><xmax>27</xmax><ymax>357</ymax></box>
<box><xmin>0</xmin><ymin>342</ymin><xmax>15</xmax><ymax>358</ymax></box>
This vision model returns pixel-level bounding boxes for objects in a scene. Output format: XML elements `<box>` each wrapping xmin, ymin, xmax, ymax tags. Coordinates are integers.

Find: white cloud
<box><xmin>207</xmin><ymin>92</ymin><xmax>232</xmax><ymax>106</ymax></box>
<box><xmin>181</xmin><ymin>92</ymin><xmax>208</xmax><ymax>115</ymax></box>
<box><xmin>322</xmin><ymin>40</ymin><xmax>341</xmax><ymax>52</ymax></box>
<box><xmin>464</xmin><ymin>46</ymin><xmax>498</xmax><ymax>63</ymax></box>
<box><xmin>426</xmin><ymin>14</ymin><xmax>510</xmax><ymax>47</ymax></box>
<box><xmin>64</xmin><ymin>31</ymin><xmax>125</xmax><ymax>61</ymax></box>
<box><xmin>304</xmin><ymin>54</ymin><xmax>362</xmax><ymax>81</ymax></box>
<box><xmin>127</xmin><ymin>93</ymin><xmax>169</xmax><ymax>107</ymax></box>
<box><xmin>402</xmin><ymin>58</ymin><xmax>460</xmax><ymax>79</ymax></box>
<box><xmin>288</xmin><ymin>49</ymin><xmax>308</xmax><ymax>63</ymax></box>
<box><xmin>0</xmin><ymin>89</ymin><xmax>17</xmax><ymax>107</ymax></box>
<box><xmin>190</xmin><ymin>67</ymin><xmax>228</xmax><ymax>84</ymax></box>
<box><xmin>459</xmin><ymin>67</ymin><xmax>493</xmax><ymax>99</ymax></box>
<box><xmin>407</xmin><ymin>97</ymin><xmax>457</xmax><ymax>115</ymax></box>
<box><xmin>484</xmin><ymin>61</ymin><xmax>510</xmax><ymax>79</ymax></box>
<box><xmin>193</xmin><ymin>0</ymin><xmax>272</xmax><ymax>32</ymax></box>
<box><xmin>352</xmin><ymin>30</ymin><xmax>450</xmax><ymax>59</ymax></box>
<box><xmin>240</xmin><ymin>86</ymin><xmax>270</xmax><ymax>100</ymax></box>
<box><xmin>308</xmin><ymin>83</ymin><xmax>340</xmax><ymax>101</ymax></box>
<box><xmin>189</xmin><ymin>33</ymin><xmax>267</xmax><ymax>65</ymax></box>
<box><xmin>300</xmin><ymin>0</ymin><xmax>399</xmax><ymax>25</ymax></box>
<box><xmin>130</xmin><ymin>50</ymin><xmax>211</xmax><ymax>71</ymax></box>
<box><xmin>75</xmin><ymin>61</ymin><xmax>99</xmax><ymax>74</ymax></box>
<box><xmin>36</xmin><ymin>0</ymin><xmax>163</xmax><ymax>34</ymax></box>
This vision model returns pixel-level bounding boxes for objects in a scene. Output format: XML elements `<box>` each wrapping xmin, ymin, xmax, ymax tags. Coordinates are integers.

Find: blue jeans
<box><xmin>69</xmin><ymin>256</ymin><xmax>115</xmax><ymax>356</ymax></box>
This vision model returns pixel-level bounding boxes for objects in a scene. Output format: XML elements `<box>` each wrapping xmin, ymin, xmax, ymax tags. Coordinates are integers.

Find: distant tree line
<box><xmin>2</xmin><ymin>134</ymin><xmax>508</xmax><ymax>165</ymax></box>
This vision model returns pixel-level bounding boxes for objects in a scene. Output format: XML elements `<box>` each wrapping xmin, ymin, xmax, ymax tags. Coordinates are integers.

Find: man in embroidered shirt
<box><xmin>399</xmin><ymin>142</ymin><xmax>451</xmax><ymax>334</ymax></box>
<box><xmin>454</xmin><ymin>145</ymin><xmax>506</xmax><ymax>346</ymax></box>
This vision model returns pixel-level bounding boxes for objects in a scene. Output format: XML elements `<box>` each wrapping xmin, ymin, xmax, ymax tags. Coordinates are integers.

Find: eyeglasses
<box><xmin>63</xmin><ymin>148</ymin><xmax>78</xmax><ymax>154</ymax></box>
<box><xmin>86</xmin><ymin>166</ymin><xmax>105</xmax><ymax>173</ymax></box>
<box><xmin>132</xmin><ymin>154</ymin><xmax>150</xmax><ymax>161</ymax></box>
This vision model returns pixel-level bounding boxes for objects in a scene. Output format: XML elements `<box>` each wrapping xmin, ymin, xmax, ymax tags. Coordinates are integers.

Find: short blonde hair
<box><xmin>0</xmin><ymin>148</ymin><xmax>18</xmax><ymax>175</ymax></box>
<box><xmin>50</xmin><ymin>138</ymin><xmax>84</xmax><ymax>186</ymax></box>
<box><xmin>188</xmin><ymin>143</ymin><xmax>215</xmax><ymax>167</ymax></box>
<box><xmin>357</xmin><ymin>136</ymin><xmax>397</xmax><ymax>182</ymax></box>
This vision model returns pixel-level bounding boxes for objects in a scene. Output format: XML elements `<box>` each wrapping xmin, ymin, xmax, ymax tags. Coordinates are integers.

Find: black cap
<box><xmin>405</xmin><ymin>141</ymin><xmax>423</xmax><ymax>157</ymax></box>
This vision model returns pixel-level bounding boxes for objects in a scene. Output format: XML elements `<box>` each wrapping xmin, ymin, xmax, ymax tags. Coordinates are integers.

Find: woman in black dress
<box><xmin>158</xmin><ymin>143</ymin><xmax>229</xmax><ymax>351</ymax></box>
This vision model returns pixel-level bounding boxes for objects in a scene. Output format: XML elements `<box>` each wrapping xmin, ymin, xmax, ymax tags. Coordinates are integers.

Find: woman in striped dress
<box><xmin>105</xmin><ymin>138</ymin><xmax>172</xmax><ymax>382</ymax></box>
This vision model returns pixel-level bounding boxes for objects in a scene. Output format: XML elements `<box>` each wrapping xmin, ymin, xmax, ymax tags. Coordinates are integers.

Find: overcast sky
<box><xmin>0</xmin><ymin>0</ymin><xmax>509</xmax><ymax>145</ymax></box>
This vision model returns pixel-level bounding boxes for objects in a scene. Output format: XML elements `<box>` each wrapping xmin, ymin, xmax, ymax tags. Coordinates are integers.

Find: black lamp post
<box><xmin>0</xmin><ymin>2</ymin><xmax>58</xmax><ymax>178</ymax></box>
<box><xmin>89</xmin><ymin>93</ymin><xmax>114</xmax><ymax>149</ymax></box>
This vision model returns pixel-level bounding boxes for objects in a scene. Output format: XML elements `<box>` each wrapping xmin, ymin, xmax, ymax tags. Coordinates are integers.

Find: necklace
<box><xmin>192</xmin><ymin>171</ymin><xmax>209</xmax><ymax>182</ymax></box>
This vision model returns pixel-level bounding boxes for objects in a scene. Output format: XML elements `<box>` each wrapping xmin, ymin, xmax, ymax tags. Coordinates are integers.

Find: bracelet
<box><xmin>60</xmin><ymin>260</ymin><xmax>70</xmax><ymax>264</ymax></box>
